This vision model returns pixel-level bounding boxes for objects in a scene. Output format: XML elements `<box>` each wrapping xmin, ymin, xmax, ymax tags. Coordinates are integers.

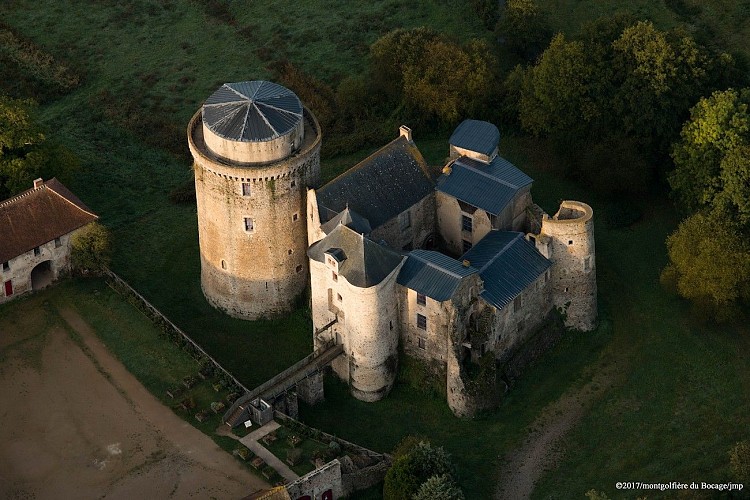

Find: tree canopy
<box><xmin>383</xmin><ymin>441</ymin><xmax>459</xmax><ymax>500</ymax></box>
<box><xmin>0</xmin><ymin>94</ymin><xmax>77</xmax><ymax>199</ymax></box>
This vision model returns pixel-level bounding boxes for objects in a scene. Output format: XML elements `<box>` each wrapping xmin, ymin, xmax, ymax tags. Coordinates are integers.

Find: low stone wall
<box><xmin>104</xmin><ymin>269</ymin><xmax>248</xmax><ymax>396</ymax></box>
<box><xmin>341</xmin><ymin>460</ymin><xmax>390</xmax><ymax>497</ymax></box>
<box><xmin>286</xmin><ymin>459</ymin><xmax>342</xmax><ymax>500</ymax></box>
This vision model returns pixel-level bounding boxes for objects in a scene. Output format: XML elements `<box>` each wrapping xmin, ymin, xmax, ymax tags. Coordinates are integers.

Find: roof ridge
<box><xmin>0</xmin><ymin>185</ymin><xmax>43</xmax><ymax>209</ymax></box>
<box><xmin>476</xmin><ymin>233</ymin><xmax>523</xmax><ymax>273</ymax></box>
<box><xmin>457</xmin><ymin>157</ymin><xmax>519</xmax><ymax>189</ymax></box>
<box><xmin>409</xmin><ymin>251</ymin><xmax>471</xmax><ymax>279</ymax></box>
<box><xmin>45</xmin><ymin>180</ymin><xmax>99</xmax><ymax>219</ymax></box>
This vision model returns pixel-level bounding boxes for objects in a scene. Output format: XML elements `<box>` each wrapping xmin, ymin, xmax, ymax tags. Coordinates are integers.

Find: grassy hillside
<box><xmin>2</xmin><ymin>0</ymin><xmax>749</xmax><ymax>498</ymax></box>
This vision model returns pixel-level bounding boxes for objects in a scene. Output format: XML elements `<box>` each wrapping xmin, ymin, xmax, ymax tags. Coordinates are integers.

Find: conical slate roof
<box><xmin>202</xmin><ymin>81</ymin><xmax>303</xmax><ymax>142</ymax></box>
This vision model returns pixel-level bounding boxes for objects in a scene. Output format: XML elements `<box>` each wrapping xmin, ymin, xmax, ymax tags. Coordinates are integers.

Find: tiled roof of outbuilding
<box><xmin>461</xmin><ymin>231</ymin><xmax>551</xmax><ymax>310</ymax></box>
<box><xmin>316</xmin><ymin>136</ymin><xmax>434</xmax><ymax>229</ymax></box>
<box><xmin>397</xmin><ymin>250</ymin><xmax>477</xmax><ymax>302</ymax></box>
<box><xmin>449</xmin><ymin>119</ymin><xmax>500</xmax><ymax>157</ymax></box>
<box><xmin>436</xmin><ymin>155</ymin><xmax>533</xmax><ymax>215</ymax></box>
<box><xmin>0</xmin><ymin>178</ymin><xmax>98</xmax><ymax>263</ymax></box>
<box><xmin>308</xmin><ymin>224</ymin><xmax>404</xmax><ymax>288</ymax></box>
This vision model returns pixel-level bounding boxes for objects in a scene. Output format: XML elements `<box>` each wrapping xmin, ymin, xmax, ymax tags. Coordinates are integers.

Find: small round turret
<box><xmin>540</xmin><ymin>201</ymin><xmax>597</xmax><ymax>331</ymax></box>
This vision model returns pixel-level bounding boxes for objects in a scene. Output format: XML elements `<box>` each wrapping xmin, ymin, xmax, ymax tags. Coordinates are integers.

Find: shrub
<box><xmin>730</xmin><ymin>440</ymin><xmax>750</xmax><ymax>483</ymax></box>
<box><xmin>383</xmin><ymin>442</ymin><xmax>457</xmax><ymax>500</ymax></box>
<box><xmin>286</xmin><ymin>448</ymin><xmax>303</xmax><ymax>466</ymax></box>
<box><xmin>413</xmin><ymin>474</ymin><xmax>464</xmax><ymax>500</ymax></box>
<box><xmin>71</xmin><ymin>222</ymin><xmax>112</xmax><ymax>275</ymax></box>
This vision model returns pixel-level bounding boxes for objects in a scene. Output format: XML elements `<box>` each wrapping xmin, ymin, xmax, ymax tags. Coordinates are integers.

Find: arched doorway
<box><xmin>31</xmin><ymin>260</ymin><xmax>53</xmax><ymax>291</ymax></box>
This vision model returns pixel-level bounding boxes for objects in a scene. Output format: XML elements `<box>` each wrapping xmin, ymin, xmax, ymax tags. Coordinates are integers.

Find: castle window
<box><xmin>290</xmin><ymin>179</ymin><xmax>296</xmax><ymax>188</ymax></box>
<box><xmin>462</xmin><ymin>240</ymin><xmax>472</xmax><ymax>253</ymax></box>
<box><xmin>54</xmin><ymin>237</ymin><xmax>62</xmax><ymax>248</ymax></box>
<box><xmin>293</xmin><ymin>213</ymin><xmax>299</xmax><ymax>221</ymax></box>
<box><xmin>288</xmin><ymin>249</ymin><xmax>293</xmax><ymax>255</ymax></box>
<box><xmin>244</xmin><ymin>217</ymin><xmax>254</xmax><ymax>232</ymax></box>
<box><xmin>2</xmin><ymin>261</ymin><xmax>9</xmax><ymax>271</ymax></box>
<box><xmin>296</xmin><ymin>265</ymin><xmax>303</xmax><ymax>273</ymax></box>
<box><xmin>242</xmin><ymin>182</ymin><xmax>252</xmax><ymax>196</ymax></box>
<box><xmin>417</xmin><ymin>313</ymin><xmax>427</xmax><ymax>330</ymax></box>
<box><xmin>568</xmin><ymin>240</ymin><xmax>573</xmax><ymax>245</ymax></box>
<box><xmin>399</xmin><ymin>210</ymin><xmax>411</xmax><ymax>231</ymax></box>
<box><xmin>417</xmin><ymin>293</ymin><xmax>426</xmax><ymax>306</ymax></box>
<box><xmin>34</xmin><ymin>246</ymin><xmax>40</xmax><ymax>256</ymax></box>
<box><xmin>389</xmin><ymin>320</ymin><xmax>393</xmax><ymax>331</ymax></box>
<box><xmin>332</xmin><ymin>271</ymin><xmax>338</xmax><ymax>282</ymax></box>
<box><xmin>4</xmin><ymin>280</ymin><xmax>12</xmax><ymax>297</ymax></box>
<box><xmin>221</xmin><ymin>260</ymin><xmax>227</xmax><ymax>270</ymax></box>
<box><xmin>564</xmin><ymin>287</ymin><xmax>569</xmax><ymax>293</ymax></box>
<box><xmin>337</xmin><ymin>293</ymin><xmax>342</xmax><ymax>302</ymax></box>
<box><xmin>418</xmin><ymin>337</ymin><xmax>426</xmax><ymax>349</ymax></box>
<box><xmin>461</xmin><ymin>214</ymin><xmax>473</xmax><ymax>233</ymax></box>
<box><xmin>584</xmin><ymin>256</ymin><xmax>591</xmax><ymax>272</ymax></box>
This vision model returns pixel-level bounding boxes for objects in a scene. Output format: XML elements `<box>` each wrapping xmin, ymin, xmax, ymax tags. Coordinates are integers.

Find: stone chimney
<box><xmin>399</xmin><ymin>125</ymin><xmax>412</xmax><ymax>142</ymax></box>
<box><xmin>33</xmin><ymin>178</ymin><xmax>44</xmax><ymax>188</ymax></box>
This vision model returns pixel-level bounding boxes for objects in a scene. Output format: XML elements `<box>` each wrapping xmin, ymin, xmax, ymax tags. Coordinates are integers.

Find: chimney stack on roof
<box><xmin>399</xmin><ymin>125</ymin><xmax>413</xmax><ymax>142</ymax></box>
<box><xmin>33</xmin><ymin>178</ymin><xmax>44</xmax><ymax>189</ymax></box>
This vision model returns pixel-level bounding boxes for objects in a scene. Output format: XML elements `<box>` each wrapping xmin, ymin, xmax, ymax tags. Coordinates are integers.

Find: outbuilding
<box><xmin>0</xmin><ymin>178</ymin><xmax>98</xmax><ymax>304</ymax></box>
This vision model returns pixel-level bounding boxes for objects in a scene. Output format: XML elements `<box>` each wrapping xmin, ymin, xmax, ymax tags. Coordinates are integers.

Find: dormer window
<box><xmin>324</xmin><ymin>248</ymin><xmax>346</xmax><ymax>273</ymax></box>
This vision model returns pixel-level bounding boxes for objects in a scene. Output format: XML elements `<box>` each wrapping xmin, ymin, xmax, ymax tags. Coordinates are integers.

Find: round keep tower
<box><xmin>188</xmin><ymin>81</ymin><xmax>321</xmax><ymax>320</ymax></box>
<box><xmin>540</xmin><ymin>201</ymin><xmax>597</xmax><ymax>331</ymax></box>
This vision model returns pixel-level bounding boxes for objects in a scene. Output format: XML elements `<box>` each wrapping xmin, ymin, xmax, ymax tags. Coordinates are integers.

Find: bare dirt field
<box><xmin>0</xmin><ymin>297</ymin><xmax>268</xmax><ymax>499</ymax></box>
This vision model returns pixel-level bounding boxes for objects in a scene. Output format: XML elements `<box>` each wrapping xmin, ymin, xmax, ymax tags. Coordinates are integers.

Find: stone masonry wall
<box><xmin>189</xmin><ymin>109</ymin><xmax>321</xmax><ymax>320</ymax></box>
<box><xmin>370</xmin><ymin>192</ymin><xmax>436</xmax><ymax>251</ymax></box>
<box><xmin>539</xmin><ymin>201</ymin><xmax>597</xmax><ymax>331</ymax></box>
<box><xmin>0</xmin><ymin>229</ymin><xmax>79</xmax><ymax>305</ymax></box>
<box><xmin>286</xmin><ymin>459</ymin><xmax>343</xmax><ymax>500</ymax></box>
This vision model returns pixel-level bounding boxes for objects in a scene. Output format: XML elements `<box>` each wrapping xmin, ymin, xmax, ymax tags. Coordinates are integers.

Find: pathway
<box><xmin>240</xmin><ymin>421</ymin><xmax>300</xmax><ymax>482</ymax></box>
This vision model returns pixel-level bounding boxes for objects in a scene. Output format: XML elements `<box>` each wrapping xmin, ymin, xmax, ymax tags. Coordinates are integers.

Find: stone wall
<box><xmin>285</xmin><ymin>459</ymin><xmax>343</xmax><ymax>500</ymax></box>
<box><xmin>370</xmin><ymin>193</ymin><xmax>436</xmax><ymax>251</ymax></box>
<box><xmin>1</xmin><ymin>229</ymin><xmax>78</xmax><ymax>305</ymax></box>
<box><xmin>189</xmin><ymin>109</ymin><xmax>321</xmax><ymax>320</ymax></box>
<box><xmin>490</xmin><ymin>269</ymin><xmax>552</xmax><ymax>365</ymax></box>
<box><xmin>538</xmin><ymin>201</ymin><xmax>597</xmax><ymax>331</ymax></box>
<box><xmin>310</xmin><ymin>256</ymin><xmax>405</xmax><ymax>402</ymax></box>
<box><xmin>436</xmin><ymin>188</ymin><xmax>531</xmax><ymax>256</ymax></box>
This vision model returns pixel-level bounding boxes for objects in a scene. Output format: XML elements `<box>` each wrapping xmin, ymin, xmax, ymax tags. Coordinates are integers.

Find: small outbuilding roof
<box><xmin>462</xmin><ymin>231</ymin><xmax>551</xmax><ymax>310</ymax></box>
<box><xmin>202</xmin><ymin>81</ymin><xmax>303</xmax><ymax>142</ymax></box>
<box><xmin>308</xmin><ymin>224</ymin><xmax>403</xmax><ymax>288</ymax></box>
<box><xmin>0</xmin><ymin>178</ymin><xmax>98</xmax><ymax>264</ymax></box>
<box><xmin>320</xmin><ymin>206</ymin><xmax>372</xmax><ymax>235</ymax></box>
<box><xmin>315</xmin><ymin>135</ymin><xmax>434</xmax><ymax>230</ymax></box>
<box><xmin>397</xmin><ymin>250</ymin><xmax>477</xmax><ymax>302</ymax></box>
<box><xmin>449</xmin><ymin>119</ymin><xmax>500</xmax><ymax>157</ymax></box>
<box><xmin>436</xmin><ymin>155</ymin><xmax>533</xmax><ymax>216</ymax></box>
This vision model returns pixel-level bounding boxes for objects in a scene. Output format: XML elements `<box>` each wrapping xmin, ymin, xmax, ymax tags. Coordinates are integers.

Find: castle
<box><xmin>189</xmin><ymin>81</ymin><xmax>596</xmax><ymax>417</ymax></box>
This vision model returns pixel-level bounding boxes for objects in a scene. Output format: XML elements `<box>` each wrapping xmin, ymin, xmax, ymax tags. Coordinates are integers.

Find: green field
<box><xmin>2</xmin><ymin>0</ymin><xmax>750</xmax><ymax>498</ymax></box>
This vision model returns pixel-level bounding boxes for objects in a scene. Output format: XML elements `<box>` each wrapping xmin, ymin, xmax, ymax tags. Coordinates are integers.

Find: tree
<box><xmin>383</xmin><ymin>441</ymin><xmax>458</xmax><ymax>500</ymax></box>
<box><xmin>71</xmin><ymin>222</ymin><xmax>112</xmax><ymax>275</ymax></box>
<box><xmin>0</xmin><ymin>94</ymin><xmax>78</xmax><ymax>198</ymax></box>
<box><xmin>661</xmin><ymin>210</ymin><xmax>750</xmax><ymax>317</ymax></box>
<box><xmin>496</xmin><ymin>0</ymin><xmax>551</xmax><ymax>61</ymax></box>
<box><xmin>518</xmin><ymin>33</ymin><xmax>596</xmax><ymax>139</ymax></box>
<box><xmin>669</xmin><ymin>88</ymin><xmax>750</xmax><ymax>214</ymax></box>
<box><xmin>413</xmin><ymin>474</ymin><xmax>464</xmax><ymax>500</ymax></box>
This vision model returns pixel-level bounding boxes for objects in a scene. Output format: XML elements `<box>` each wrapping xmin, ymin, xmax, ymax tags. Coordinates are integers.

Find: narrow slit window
<box><xmin>2</xmin><ymin>261</ymin><xmax>9</xmax><ymax>271</ymax></box>
<box><xmin>33</xmin><ymin>247</ymin><xmax>40</xmax><ymax>256</ymax></box>
<box><xmin>54</xmin><ymin>237</ymin><xmax>62</xmax><ymax>248</ymax></box>
<box><xmin>244</xmin><ymin>217</ymin><xmax>254</xmax><ymax>232</ymax></box>
<box><xmin>332</xmin><ymin>271</ymin><xmax>338</xmax><ymax>282</ymax></box>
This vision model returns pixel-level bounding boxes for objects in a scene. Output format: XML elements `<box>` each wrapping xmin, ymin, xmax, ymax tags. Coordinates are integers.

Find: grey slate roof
<box><xmin>461</xmin><ymin>231</ymin><xmax>551</xmax><ymax>310</ymax></box>
<box><xmin>308</xmin><ymin>224</ymin><xmax>403</xmax><ymax>288</ymax></box>
<box><xmin>449</xmin><ymin>119</ymin><xmax>500</xmax><ymax>156</ymax></box>
<box><xmin>202</xmin><ymin>81</ymin><xmax>303</xmax><ymax>142</ymax></box>
<box><xmin>316</xmin><ymin>136</ymin><xmax>434</xmax><ymax>229</ymax></box>
<box><xmin>397</xmin><ymin>250</ymin><xmax>477</xmax><ymax>302</ymax></box>
<box><xmin>436</xmin><ymin>155</ymin><xmax>533</xmax><ymax>216</ymax></box>
<box><xmin>320</xmin><ymin>206</ymin><xmax>372</xmax><ymax>235</ymax></box>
